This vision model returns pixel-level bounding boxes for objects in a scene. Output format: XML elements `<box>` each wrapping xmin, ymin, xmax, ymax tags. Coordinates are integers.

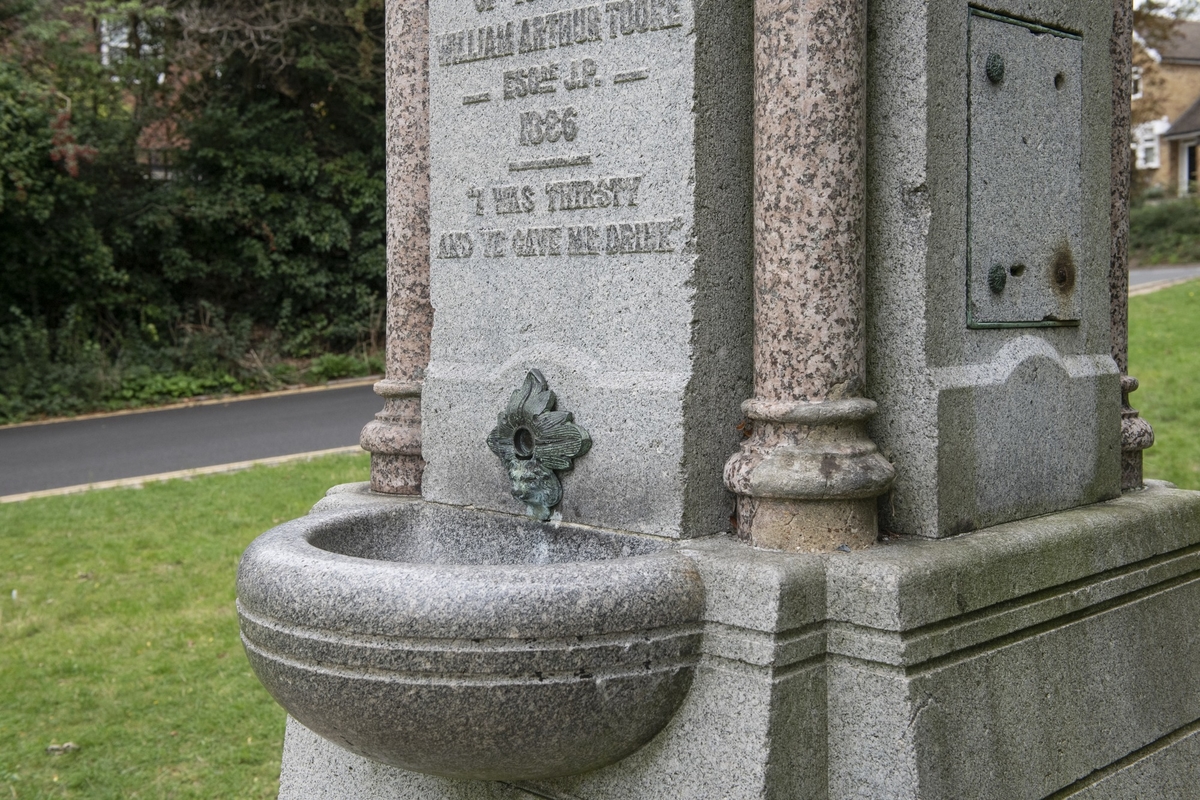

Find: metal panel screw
<box><xmin>986</xmin><ymin>53</ymin><xmax>1005</xmax><ymax>84</ymax></box>
<box><xmin>988</xmin><ymin>264</ymin><xmax>1007</xmax><ymax>293</ymax></box>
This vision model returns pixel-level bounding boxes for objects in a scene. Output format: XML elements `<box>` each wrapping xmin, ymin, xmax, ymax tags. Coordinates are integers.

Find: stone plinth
<box><xmin>360</xmin><ymin>379</ymin><xmax>423</xmax><ymax>493</ymax></box>
<box><xmin>724</xmin><ymin>399</ymin><xmax>894</xmax><ymax>551</ymax></box>
<box><xmin>277</xmin><ymin>483</ymin><xmax>1200</xmax><ymax>799</ymax></box>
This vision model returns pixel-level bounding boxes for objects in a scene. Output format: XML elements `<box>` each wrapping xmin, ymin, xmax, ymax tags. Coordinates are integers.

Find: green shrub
<box><xmin>1129</xmin><ymin>196</ymin><xmax>1200</xmax><ymax>265</ymax></box>
<box><xmin>305</xmin><ymin>353</ymin><xmax>372</xmax><ymax>383</ymax></box>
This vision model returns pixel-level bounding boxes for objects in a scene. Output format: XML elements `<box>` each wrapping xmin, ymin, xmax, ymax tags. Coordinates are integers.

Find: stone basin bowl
<box><xmin>236</xmin><ymin>486</ymin><xmax>704</xmax><ymax>781</ymax></box>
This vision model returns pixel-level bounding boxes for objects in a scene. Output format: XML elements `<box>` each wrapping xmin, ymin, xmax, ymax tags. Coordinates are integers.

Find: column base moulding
<box><xmin>1120</xmin><ymin>375</ymin><xmax>1154</xmax><ymax>492</ymax></box>
<box><xmin>359</xmin><ymin>380</ymin><xmax>424</xmax><ymax>495</ymax></box>
<box><xmin>724</xmin><ymin>398</ymin><xmax>895</xmax><ymax>552</ymax></box>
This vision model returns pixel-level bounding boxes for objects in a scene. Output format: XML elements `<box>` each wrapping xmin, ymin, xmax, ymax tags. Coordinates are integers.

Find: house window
<box><xmin>1142</xmin><ymin>141</ymin><xmax>1159</xmax><ymax>169</ymax></box>
<box><xmin>1133</xmin><ymin>117</ymin><xmax>1170</xmax><ymax>170</ymax></box>
<box><xmin>1132</xmin><ymin>66</ymin><xmax>1143</xmax><ymax>100</ymax></box>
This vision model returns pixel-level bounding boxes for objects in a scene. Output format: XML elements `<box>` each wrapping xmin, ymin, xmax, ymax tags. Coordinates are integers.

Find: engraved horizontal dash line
<box><xmin>462</xmin><ymin>92</ymin><xmax>491</xmax><ymax>105</ymax></box>
<box><xmin>508</xmin><ymin>154</ymin><xmax>593</xmax><ymax>172</ymax></box>
<box><xmin>612</xmin><ymin>69</ymin><xmax>650</xmax><ymax>84</ymax></box>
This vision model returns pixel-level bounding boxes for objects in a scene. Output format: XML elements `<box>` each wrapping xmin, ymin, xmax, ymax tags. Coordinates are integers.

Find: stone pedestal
<box><xmin>359</xmin><ymin>380</ymin><xmax>423</xmax><ymax>493</ymax></box>
<box><xmin>724</xmin><ymin>399</ymin><xmax>894</xmax><ymax>552</ymax></box>
<box><xmin>277</xmin><ymin>483</ymin><xmax>1200</xmax><ymax>800</ymax></box>
<box><xmin>251</xmin><ymin>0</ymin><xmax>1200</xmax><ymax>796</ymax></box>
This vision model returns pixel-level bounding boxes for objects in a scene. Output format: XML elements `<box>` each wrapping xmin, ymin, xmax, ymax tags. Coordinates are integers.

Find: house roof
<box><xmin>1157</xmin><ymin>20</ymin><xmax>1200</xmax><ymax>64</ymax></box>
<box><xmin>1165</xmin><ymin>93</ymin><xmax>1200</xmax><ymax>139</ymax></box>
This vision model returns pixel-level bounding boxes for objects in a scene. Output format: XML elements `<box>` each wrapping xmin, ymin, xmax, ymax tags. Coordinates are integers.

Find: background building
<box><xmin>1134</xmin><ymin>19</ymin><xmax>1200</xmax><ymax>194</ymax></box>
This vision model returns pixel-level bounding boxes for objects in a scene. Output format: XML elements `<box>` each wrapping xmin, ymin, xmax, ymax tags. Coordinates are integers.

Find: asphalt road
<box><xmin>1130</xmin><ymin>264</ymin><xmax>1200</xmax><ymax>286</ymax></box>
<box><xmin>0</xmin><ymin>384</ymin><xmax>382</xmax><ymax>497</ymax></box>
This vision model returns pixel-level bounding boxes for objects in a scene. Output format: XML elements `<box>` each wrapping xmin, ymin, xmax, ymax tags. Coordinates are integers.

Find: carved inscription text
<box><xmin>436</xmin><ymin>0</ymin><xmax>682</xmax><ymax>67</ymax></box>
<box><xmin>435</xmin><ymin>0</ymin><xmax>685</xmax><ymax>263</ymax></box>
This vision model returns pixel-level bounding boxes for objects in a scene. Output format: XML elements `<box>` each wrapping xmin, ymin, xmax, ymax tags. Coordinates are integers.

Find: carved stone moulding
<box><xmin>724</xmin><ymin>398</ymin><xmax>896</xmax><ymax>551</ymax></box>
<box><xmin>1120</xmin><ymin>375</ymin><xmax>1154</xmax><ymax>491</ymax></box>
<box><xmin>359</xmin><ymin>379</ymin><xmax>424</xmax><ymax>494</ymax></box>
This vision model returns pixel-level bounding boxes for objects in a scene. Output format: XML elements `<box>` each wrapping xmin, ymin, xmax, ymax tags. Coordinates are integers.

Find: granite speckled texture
<box><xmin>825</xmin><ymin>483</ymin><xmax>1200</xmax><ymax>799</ymax></box>
<box><xmin>238</xmin><ymin>484</ymin><xmax>703</xmax><ymax>781</ymax></box>
<box><xmin>751</xmin><ymin>0</ymin><xmax>866</xmax><ymax>401</ymax></box>
<box><xmin>360</xmin><ymin>0</ymin><xmax>433</xmax><ymax>494</ymax></box>
<box><xmin>1063</xmin><ymin>722</ymin><xmax>1200</xmax><ymax>798</ymax></box>
<box><xmin>724</xmin><ymin>399</ymin><xmax>894</xmax><ymax>551</ymax></box>
<box><xmin>864</xmin><ymin>0</ymin><xmax>1121</xmax><ymax>537</ymax></box>
<box><xmin>1110</xmin><ymin>0</ymin><xmax>1153</xmax><ymax>490</ymax></box>
<box><xmin>268</xmin><ymin>483</ymin><xmax>1200</xmax><ymax>799</ymax></box>
<box><xmin>420</xmin><ymin>0</ymin><xmax>753</xmax><ymax>538</ymax></box>
<box><xmin>724</xmin><ymin>0</ymin><xmax>892</xmax><ymax>550</ymax></box>
<box><xmin>253</xmin><ymin>0</ymin><xmax>1198</xmax><ymax>796</ymax></box>
<box><xmin>279</xmin><ymin>719</ymin><xmax>546</xmax><ymax>800</ymax></box>
<box><xmin>1120</xmin><ymin>375</ymin><xmax>1154</xmax><ymax>489</ymax></box>
<box><xmin>273</xmin><ymin>512</ymin><xmax>831</xmax><ymax>799</ymax></box>
<box><xmin>965</xmin><ymin>13</ymin><xmax>1083</xmax><ymax>325</ymax></box>
<box><xmin>1109</xmin><ymin>0</ymin><xmax>1132</xmax><ymax>374</ymax></box>
<box><xmin>360</xmin><ymin>380</ymin><xmax>424</xmax><ymax>493</ymax></box>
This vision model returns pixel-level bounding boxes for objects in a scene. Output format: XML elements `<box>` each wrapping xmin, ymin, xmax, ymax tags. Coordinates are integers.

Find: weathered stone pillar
<box><xmin>723</xmin><ymin>0</ymin><xmax>894</xmax><ymax>551</ymax></box>
<box><xmin>359</xmin><ymin>0</ymin><xmax>432</xmax><ymax>494</ymax></box>
<box><xmin>1110</xmin><ymin>0</ymin><xmax>1154</xmax><ymax>490</ymax></box>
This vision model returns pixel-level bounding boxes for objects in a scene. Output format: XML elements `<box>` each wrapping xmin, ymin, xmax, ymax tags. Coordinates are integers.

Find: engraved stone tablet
<box><xmin>422</xmin><ymin>0</ymin><xmax>752</xmax><ymax>536</ymax></box>
<box><xmin>967</xmin><ymin>10</ymin><xmax>1083</xmax><ymax>327</ymax></box>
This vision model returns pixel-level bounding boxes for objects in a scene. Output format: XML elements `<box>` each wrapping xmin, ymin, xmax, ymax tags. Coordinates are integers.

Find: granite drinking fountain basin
<box><xmin>236</xmin><ymin>487</ymin><xmax>704</xmax><ymax>781</ymax></box>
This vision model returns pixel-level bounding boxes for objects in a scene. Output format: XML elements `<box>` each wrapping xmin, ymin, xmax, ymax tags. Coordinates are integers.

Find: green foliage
<box><xmin>1129</xmin><ymin>279</ymin><xmax>1200</xmax><ymax>489</ymax></box>
<box><xmin>0</xmin><ymin>306</ymin><xmax>111</xmax><ymax>420</ymax></box>
<box><xmin>0</xmin><ymin>452</ymin><xmax>370</xmax><ymax>799</ymax></box>
<box><xmin>305</xmin><ymin>352</ymin><xmax>373</xmax><ymax>382</ymax></box>
<box><xmin>0</xmin><ymin>300</ymin><xmax>270</xmax><ymax>421</ymax></box>
<box><xmin>0</xmin><ymin>65</ymin><xmax>116</xmax><ymax>325</ymax></box>
<box><xmin>0</xmin><ymin>0</ymin><xmax>386</xmax><ymax>422</ymax></box>
<box><xmin>1129</xmin><ymin>196</ymin><xmax>1200</xmax><ymax>265</ymax></box>
<box><xmin>153</xmin><ymin>94</ymin><xmax>386</xmax><ymax>355</ymax></box>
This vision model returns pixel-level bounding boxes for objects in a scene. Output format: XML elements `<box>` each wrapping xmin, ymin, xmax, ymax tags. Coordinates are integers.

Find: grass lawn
<box><xmin>1129</xmin><ymin>279</ymin><xmax>1200</xmax><ymax>490</ymax></box>
<box><xmin>0</xmin><ymin>453</ymin><xmax>370</xmax><ymax>799</ymax></box>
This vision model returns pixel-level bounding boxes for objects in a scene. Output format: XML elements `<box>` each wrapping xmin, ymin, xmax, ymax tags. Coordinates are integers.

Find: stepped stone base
<box><xmin>277</xmin><ymin>482</ymin><xmax>1200</xmax><ymax>800</ymax></box>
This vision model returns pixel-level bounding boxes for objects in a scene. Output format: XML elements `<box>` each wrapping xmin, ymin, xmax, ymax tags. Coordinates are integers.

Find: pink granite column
<box><xmin>724</xmin><ymin>0</ymin><xmax>894</xmax><ymax>551</ymax></box>
<box><xmin>1110</xmin><ymin>0</ymin><xmax>1154</xmax><ymax>490</ymax></box>
<box><xmin>359</xmin><ymin>0</ymin><xmax>432</xmax><ymax>494</ymax></box>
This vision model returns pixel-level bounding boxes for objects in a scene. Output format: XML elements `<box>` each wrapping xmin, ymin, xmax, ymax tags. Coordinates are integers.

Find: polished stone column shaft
<box><xmin>1110</xmin><ymin>0</ymin><xmax>1153</xmax><ymax>490</ymax></box>
<box><xmin>359</xmin><ymin>0</ymin><xmax>432</xmax><ymax>494</ymax></box>
<box><xmin>724</xmin><ymin>0</ymin><xmax>894</xmax><ymax>551</ymax></box>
